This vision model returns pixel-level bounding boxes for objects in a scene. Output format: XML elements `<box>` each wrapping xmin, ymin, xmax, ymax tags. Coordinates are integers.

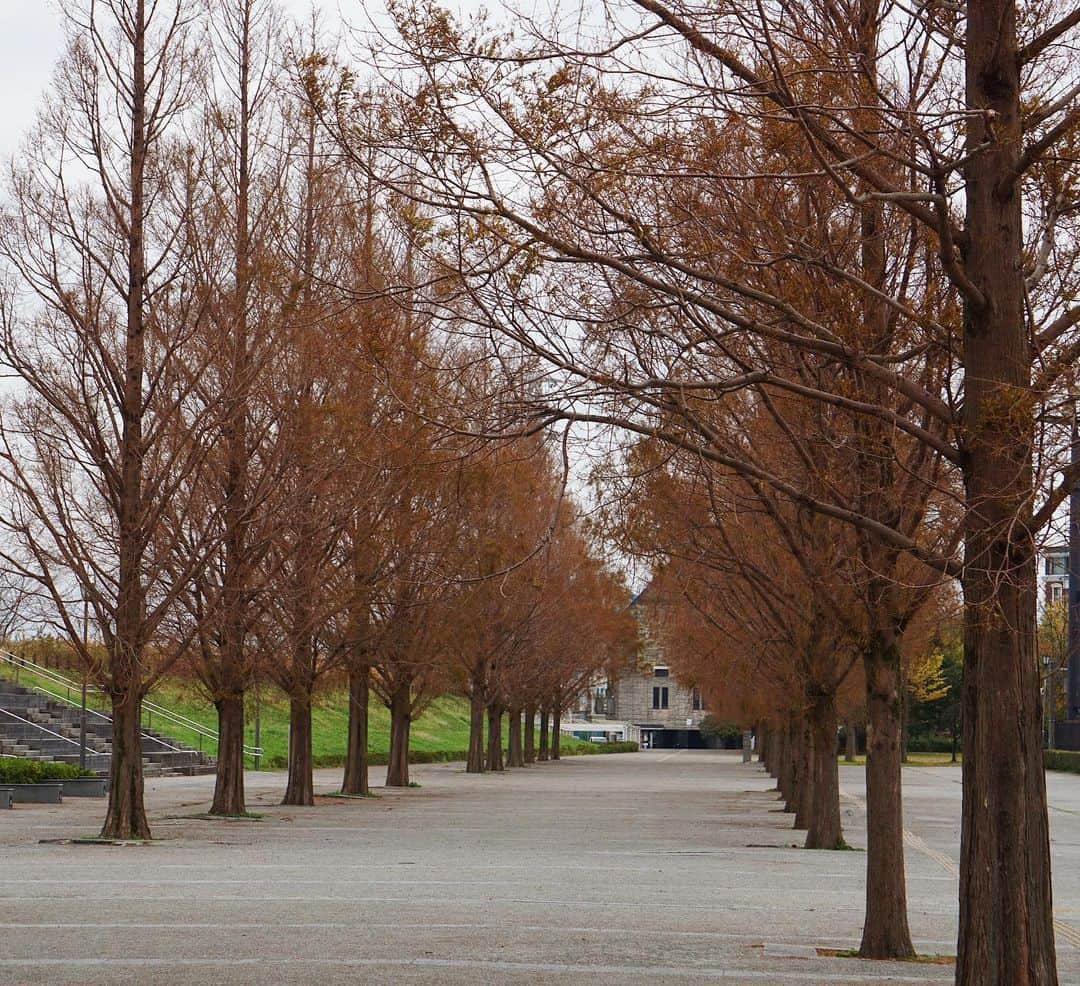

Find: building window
<box><xmin>692</xmin><ymin>688</ymin><xmax>703</xmax><ymax>711</ymax></box>
<box><xmin>1047</xmin><ymin>555</ymin><xmax>1068</xmax><ymax>576</ymax></box>
<box><xmin>653</xmin><ymin>666</ymin><xmax>670</xmax><ymax>678</ymax></box>
<box><xmin>1050</xmin><ymin>582</ymin><xmax>1066</xmax><ymax>604</ymax></box>
<box><xmin>653</xmin><ymin>686</ymin><xmax>669</xmax><ymax>710</ymax></box>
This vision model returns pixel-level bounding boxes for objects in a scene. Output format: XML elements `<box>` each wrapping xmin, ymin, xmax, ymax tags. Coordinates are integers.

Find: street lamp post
<box><xmin>1047</xmin><ymin>655</ymin><xmax>1056</xmax><ymax>749</ymax></box>
<box><xmin>254</xmin><ymin>684</ymin><xmax>261</xmax><ymax>771</ymax></box>
<box><xmin>1068</xmin><ymin>398</ymin><xmax>1080</xmax><ymax>720</ymax></box>
<box><xmin>78</xmin><ymin>597</ymin><xmax>88</xmax><ymax>772</ymax></box>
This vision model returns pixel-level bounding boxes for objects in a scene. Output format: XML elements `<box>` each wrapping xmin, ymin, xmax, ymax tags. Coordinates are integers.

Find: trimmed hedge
<box><xmin>264</xmin><ymin>741</ymin><xmax>639</xmax><ymax>771</ymax></box>
<box><xmin>0</xmin><ymin>756</ymin><xmax>91</xmax><ymax>784</ymax></box>
<box><xmin>907</xmin><ymin>736</ymin><xmax>960</xmax><ymax>754</ymax></box>
<box><xmin>265</xmin><ymin>749</ymin><xmax>470</xmax><ymax>770</ymax></box>
<box><xmin>1045</xmin><ymin>749</ymin><xmax>1080</xmax><ymax>774</ymax></box>
<box><xmin>570</xmin><ymin>741</ymin><xmax>639</xmax><ymax>755</ymax></box>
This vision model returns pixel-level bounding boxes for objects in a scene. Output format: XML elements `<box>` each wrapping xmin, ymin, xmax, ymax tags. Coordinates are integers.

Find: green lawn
<box><xmin>149</xmin><ymin>680</ymin><xmax>500</xmax><ymax>767</ymax></box>
<box><xmin>839</xmin><ymin>752</ymin><xmax>961</xmax><ymax>767</ymax></box>
<box><xmin>0</xmin><ymin>661</ymin><xmax>627</xmax><ymax>767</ymax></box>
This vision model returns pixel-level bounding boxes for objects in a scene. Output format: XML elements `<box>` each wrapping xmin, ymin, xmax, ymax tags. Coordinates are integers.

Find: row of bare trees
<box><xmin>320</xmin><ymin>0</ymin><xmax>1080</xmax><ymax>981</ymax></box>
<box><xmin>0</xmin><ymin>0</ymin><xmax>634</xmax><ymax>841</ymax></box>
<box><xmin>3</xmin><ymin>0</ymin><xmax>1078</xmax><ymax>980</ymax></box>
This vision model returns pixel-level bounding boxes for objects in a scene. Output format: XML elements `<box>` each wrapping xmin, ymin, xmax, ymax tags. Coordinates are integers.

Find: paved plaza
<box><xmin>2</xmin><ymin>750</ymin><xmax>1080</xmax><ymax>984</ymax></box>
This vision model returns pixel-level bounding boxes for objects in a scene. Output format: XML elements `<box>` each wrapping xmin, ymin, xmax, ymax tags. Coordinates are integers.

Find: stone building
<box><xmin>596</xmin><ymin>584</ymin><xmax>710</xmax><ymax>749</ymax></box>
<box><xmin>1043</xmin><ymin>544</ymin><xmax>1069</xmax><ymax>607</ymax></box>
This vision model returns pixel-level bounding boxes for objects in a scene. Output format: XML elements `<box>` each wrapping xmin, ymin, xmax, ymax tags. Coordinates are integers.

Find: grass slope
<box><xmin>0</xmin><ymin>663</ymin><xmax>626</xmax><ymax>767</ymax></box>
<box><xmin>148</xmin><ymin>680</ymin><xmax>600</xmax><ymax>767</ymax></box>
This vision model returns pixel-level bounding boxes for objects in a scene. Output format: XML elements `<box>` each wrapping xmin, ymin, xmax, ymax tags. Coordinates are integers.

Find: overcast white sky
<box><xmin>0</xmin><ymin>1</ymin><xmax>371</xmax><ymax>162</ymax></box>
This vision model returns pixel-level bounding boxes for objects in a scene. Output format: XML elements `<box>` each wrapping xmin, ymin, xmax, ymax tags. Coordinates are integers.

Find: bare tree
<box><xmin>0</xmin><ymin>0</ymin><xmax>211</xmax><ymax>840</ymax></box>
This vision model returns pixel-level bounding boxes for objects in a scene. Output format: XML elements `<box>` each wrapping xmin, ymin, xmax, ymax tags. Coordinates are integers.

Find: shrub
<box><xmin>0</xmin><ymin>756</ymin><xmax>90</xmax><ymax>784</ymax></box>
<box><xmin>262</xmin><ymin>742</ymin><xmax>638</xmax><ymax>771</ymax></box>
<box><xmin>1045</xmin><ymin>749</ymin><xmax>1080</xmax><ymax>774</ymax></box>
<box><xmin>567</xmin><ymin>740</ymin><xmax>639</xmax><ymax>755</ymax></box>
<box><xmin>906</xmin><ymin>735</ymin><xmax>960</xmax><ymax>754</ymax></box>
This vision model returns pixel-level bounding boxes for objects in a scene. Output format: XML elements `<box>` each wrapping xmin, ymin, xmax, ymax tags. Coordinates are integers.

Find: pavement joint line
<box><xmin>0</xmin><ymin>922</ymin><xmax>958</xmax><ymax>946</ymax></box>
<box><xmin>0</xmin><ymin>956</ymin><xmax>953</xmax><ymax>982</ymax></box>
<box><xmin>1</xmin><ymin>894</ymin><xmax>878</xmax><ymax>913</ymax></box>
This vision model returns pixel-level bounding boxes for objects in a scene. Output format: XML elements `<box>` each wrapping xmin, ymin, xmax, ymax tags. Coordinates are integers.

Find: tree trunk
<box><xmin>781</xmin><ymin>719</ymin><xmax>798</xmax><ymax>813</ymax></box>
<box><xmin>550</xmin><ymin>703</ymin><xmax>562</xmax><ymax>760</ymax></box>
<box><xmin>467</xmin><ymin>687</ymin><xmax>486</xmax><ymax>773</ymax></box>
<box><xmin>101</xmin><ymin>689</ymin><xmax>151</xmax><ymax>839</ymax></box>
<box><xmin>386</xmin><ymin>684</ymin><xmax>412</xmax><ymax>787</ymax></box>
<box><xmin>507</xmin><ymin>708</ymin><xmax>524</xmax><ymax>767</ymax></box>
<box><xmin>772</xmin><ymin>719</ymin><xmax>789</xmax><ymax>791</ymax></box>
<box><xmin>844</xmin><ymin>717</ymin><xmax>858</xmax><ymax>762</ymax></box>
<box><xmin>792</xmin><ymin>713</ymin><xmax>812</xmax><ymax>831</ymax></box>
<box><xmin>858</xmin><ymin>633</ymin><xmax>914</xmax><ymax>959</ymax></box>
<box><xmin>956</xmin><ymin>3</ymin><xmax>1056</xmax><ymax>981</ymax></box>
<box><xmin>282</xmin><ymin>694</ymin><xmax>314</xmax><ymax>806</ymax></box>
<box><xmin>757</xmin><ymin>722</ymin><xmax>769</xmax><ymax>770</ymax></box>
<box><xmin>210</xmin><ymin>693</ymin><xmax>246</xmax><ymax>816</ymax></box>
<box><xmin>523</xmin><ymin>703</ymin><xmax>536</xmax><ymax>763</ymax></box>
<box><xmin>804</xmin><ymin>693</ymin><xmax>843</xmax><ymax>850</ymax></box>
<box><xmin>341</xmin><ymin>666</ymin><xmax>370</xmax><ymax>796</ymax></box>
<box><xmin>537</xmin><ymin>708</ymin><xmax>550</xmax><ymax>761</ymax></box>
<box><xmin>486</xmin><ymin>704</ymin><xmax>504</xmax><ymax>771</ymax></box>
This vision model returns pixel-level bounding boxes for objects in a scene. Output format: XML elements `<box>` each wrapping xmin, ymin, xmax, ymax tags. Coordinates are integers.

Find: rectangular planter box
<box><xmin>8</xmin><ymin>783</ymin><xmax>62</xmax><ymax>804</ymax></box>
<box><xmin>0</xmin><ymin>787</ymin><xmax>12</xmax><ymax>809</ymax></box>
<box><xmin>61</xmin><ymin>778</ymin><xmax>107</xmax><ymax>798</ymax></box>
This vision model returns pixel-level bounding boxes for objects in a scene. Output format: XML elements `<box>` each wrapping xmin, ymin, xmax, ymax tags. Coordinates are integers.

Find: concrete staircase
<box><xmin>0</xmin><ymin>674</ymin><xmax>216</xmax><ymax>776</ymax></box>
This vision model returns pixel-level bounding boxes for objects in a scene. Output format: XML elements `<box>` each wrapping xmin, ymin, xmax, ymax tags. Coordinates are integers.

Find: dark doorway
<box><xmin>649</xmin><ymin>729</ymin><xmax>705</xmax><ymax>750</ymax></box>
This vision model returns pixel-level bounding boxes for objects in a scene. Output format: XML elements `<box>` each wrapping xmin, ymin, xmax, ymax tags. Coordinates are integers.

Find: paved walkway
<box><xmin>1</xmin><ymin>750</ymin><xmax>1078</xmax><ymax>984</ymax></box>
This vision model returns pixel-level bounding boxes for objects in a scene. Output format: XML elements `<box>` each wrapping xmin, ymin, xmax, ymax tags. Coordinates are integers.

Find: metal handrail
<box><xmin>141</xmin><ymin>699</ymin><xmax>218</xmax><ymax>742</ymax></box>
<box><xmin>27</xmin><ymin>687</ymin><xmax>186</xmax><ymax>754</ymax></box>
<box><xmin>0</xmin><ymin>649</ymin><xmax>262</xmax><ymax>762</ymax></box>
<box><xmin>0</xmin><ymin>706</ymin><xmax>81</xmax><ymax>746</ymax></box>
<box><xmin>0</xmin><ymin>651</ymin><xmax>101</xmax><ymax>702</ymax></box>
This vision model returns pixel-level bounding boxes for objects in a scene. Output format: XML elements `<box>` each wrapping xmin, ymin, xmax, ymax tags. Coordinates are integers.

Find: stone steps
<box><xmin>0</xmin><ymin>672</ymin><xmax>214</xmax><ymax>776</ymax></box>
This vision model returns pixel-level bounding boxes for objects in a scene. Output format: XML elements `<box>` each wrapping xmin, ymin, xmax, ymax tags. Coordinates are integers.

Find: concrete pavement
<box><xmin>0</xmin><ymin>750</ymin><xmax>1076</xmax><ymax>984</ymax></box>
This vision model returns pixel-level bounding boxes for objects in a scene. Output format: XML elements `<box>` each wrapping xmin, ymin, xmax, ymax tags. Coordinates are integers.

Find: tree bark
<box><xmin>467</xmin><ymin>687</ymin><xmax>486</xmax><ymax>773</ymax></box>
<box><xmin>210</xmin><ymin>693</ymin><xmax>246</xmax><ymax>816</ymax></box>
<box><xmin>844</xmin><ymin>717</ymin><xmax>857</xmax><ymax>762</ymax></box>
<box><xmin>792</xmin><ymin>713</ymin><xmax>812</xmax><ymax>831</ymax></box>
<box><xmin>804</xmin><ymin>693</ymin><xmax>843</xmax><ymax>850</ymax></box>
<box><xmin>537</xmin><ymin>708</ymin><xmax>550</xmax><ymax>761</ymax></box>
<box><xmin>507</xmin><ymin>707</ymin><xmax>524</xmax><ymax>767</ymax></box>
<box><xmin>101</xmin><ymin>689</ymin><xmax>151</xmax><ymax>839</ymax></box>
<box><xmin>955</xmin><ymin>3</ymin><xmax>1057</xmax><ymax>981</ymax></box>
<box><xmin>781</xmin><ymin>719</ymin><xmax>799</xmax><ymax>814</ymax></box>
<box><xmin>385</xmin><ymin>683</ymin><xmax>412</xmax><ymax>787</ymax></box>
<box><xmin>486</xmin><ymin>704</ymin><xmax>504</xmax><ymax>771</ymax></box>
<box><xmin>282</xmin><ymin>694</ymin><xmax>314</xmax><ymax>806</ymax></box>
<box><xmin>773</xmin><ymin>719</ymin><xmax>789</xmax><ymax>793</ymax></box>
<box><xmin>858</xmin><ymin>632</ymin><xmax>914</xmax><ymax>959</ymax></box>
<box><xmin>523</xmin><ymin>703</ymin><xmax>536</xmax><ymax>763</ymax></box>
<box><xmin>342</xmin><ymin>666</ymin><xmax>370</xmax><ymax>796</ymax></box>
<box><xmin>550</xmin><ymin>702</ymin><xmax>562</xmax><ymax>760</ymax></box>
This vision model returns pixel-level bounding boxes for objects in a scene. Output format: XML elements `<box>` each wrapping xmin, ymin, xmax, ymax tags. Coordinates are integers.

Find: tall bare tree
<box><xmin>0</xmin><ymin>0</ymin><xmax>209</xmax><ymax>840</ymax></box>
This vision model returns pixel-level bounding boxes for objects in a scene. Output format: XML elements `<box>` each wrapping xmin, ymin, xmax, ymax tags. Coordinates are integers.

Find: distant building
<box><xmin>1042</xmin><ymin>544</ymin><xmax>1069</xmax><ymax>607</ymax></box>
<box><xmin>568</xmin><ymin>584</ymin><xmax>711</xmax><ymax>750</ymax></box>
